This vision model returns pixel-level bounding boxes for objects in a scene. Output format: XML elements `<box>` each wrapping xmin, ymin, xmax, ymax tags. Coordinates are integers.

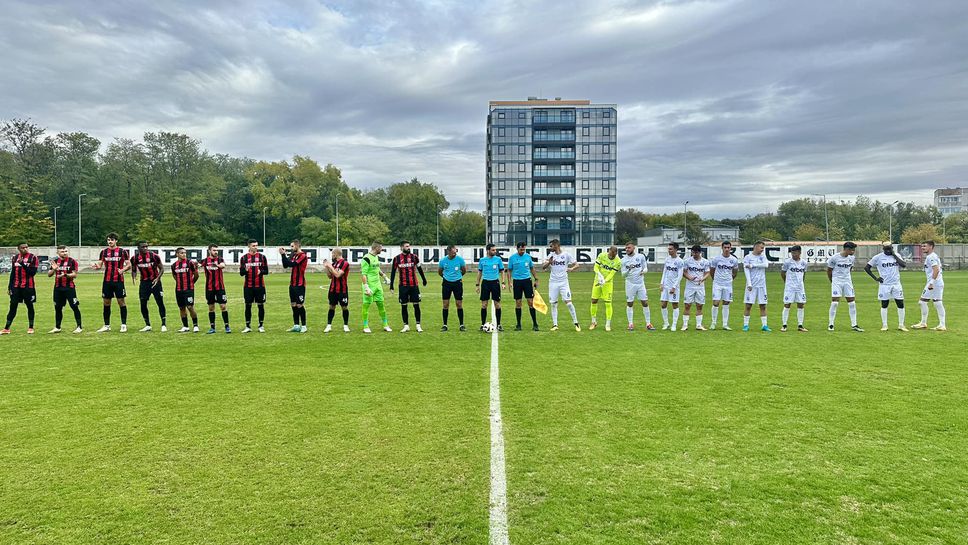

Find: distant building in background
<box><xmin>935</xmin><ymin>188</ymin><xmax>967</xmax><ymax>216</ymax></box>
<box><xmin>486</xmin><ymin>97</ymin><xmax>617</xmax><ymax>246</ymax></box>
<box><xmin>637</xmin><ymin>225</ymin><xmax>740</xmax><ymax>247</ymax></box>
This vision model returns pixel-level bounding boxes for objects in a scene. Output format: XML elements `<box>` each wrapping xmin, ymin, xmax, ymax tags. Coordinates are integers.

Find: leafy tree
<box><xmin>901</xmin><ymin>223</ymin><xmax>946</xmax><ymax>244</ymax></box>
<box><xmin>442</xmin><ymin>207</ymin><xmax>486</xmax><ymax>245</ymax></box>
<box><xmin>614</xmin><ymin>208</ymin><xmax>649</xmax><ymax>243</ymax></box>
<box><xmin>384</xmin><ymin>178</ymin><xmax>449</xmax><ymax>244</ymax></box>
<box><xmin>299</xmin><ymin>215</ymin><xmax>390</xmax><ymax>246</ymax></box>
<box><xmin>793</xmin><ymin>223</ymin><xmax>824</xmax><ymax>241</ymax></box>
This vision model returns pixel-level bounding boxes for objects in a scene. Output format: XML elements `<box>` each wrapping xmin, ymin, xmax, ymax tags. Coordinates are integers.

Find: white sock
<box><xmin>551</xmin><ymin>302</ymin><xmax>559</xmax><ymax>326</ymax></box>
<box><xmin>682</xmin><ymin>314</ymin><xmax>690</xmax><ymax>328</ymax></box>
<box><xmin>642</xmin><ymin>306</ymin><xmax>651</xmax><ymax>325</ymax></box>
<box><xmin>626</xmin><ymin>306</ymin><xmax>634</xmax><ymax>325</ymax></box>
<box><xmin>743</xmin><ymin>314</ymin><xmax>750</xmax><ymax>326</ymax></box>
<box><xmin>880</xmin><ymin>307</ymin><xmax>888</xmax><ymax>326</ymax></box>
<box><xmin>606</xmin><ymin>319</ymin><xmax>611</xmax><ymax>327</ymax></box>
<box><xmin>722</xmin><ymin>306</ymin><xmax>730</xmax><ymax>326</ymax></box>
<box><xmin>782</xmin><ymin>307</ymin><xmax>790</xmax><ymax>325</ymax></box>
<box><xmin>761</xmin><ymin>316</ymin><xmax>768</xmax><ymax>327</ymax></box>
<box><xmin>697</xmin><ymin>314</ymin><xmax>703</xmax><ymax>327</ymax></box>
<box><xmin>898</xmin><ymin>307</ymin><xmax>905</xmax><ymax>326</ymax></box>
<box><xmin>672</xmin><ymin>308</ymin><xmax>680</xmax><ymax>328</ymax></box>
<box><xmin>566</xmin><ymin>302</ymin><xmax>578</xmax><ymax>324</ymax></box>
<box><xmin>797</xmin><ymin>308</ymin><xmax>804</xmax><ymax>326</ymax></box>
<box><xmin>661</xmin><ymin>307</ymin><xmax>669</xmax><ymax>325</ymax></box>
<box><xmin>934</xmin><ymin>300</ymin><xmax>946</xmax><ymax>327</ymax></box>
<box><xmin>829</xmin><ymin>301</ymin><xmax>838</xmax><ymax>326</ymax></box>
<box><xmin>848</xmin><ymin>302</ymin><xmax>857</xmax><ymax>326</ymax></box>
<box><xmin>711</xmin><ymin>305</ymin><xmax>719</xmax><ymax>326</ymax></box>
<box><xmin>919</xmin><ymin>300</ymin><xmax>929</xmax><ymax>324</ymax></box>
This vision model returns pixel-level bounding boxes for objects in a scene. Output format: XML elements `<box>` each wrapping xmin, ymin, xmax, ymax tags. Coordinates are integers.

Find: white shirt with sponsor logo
<box><xmin>621</xmin><ymin>252</ymin><xmax>648</xmax><ymax>285</ymax></box>
<box><xmin>547</xmin><ymin>251</ymin><xmax>576</xmax><ymax>283</ymax></box>
<box><xmin>924</xmin><ymin>252</ymin><xmax>943</xmax><ymax>285</ymax></box>
<box><xmin>868</xmin><ymin>252</ymin><xmax>902</xmax><ymax>285</ymax></box>
<box><xmin>782</xmin><ymin>258</ymin><xmax>807</xmax><ymax>292</ymax></box>
<box><xmin>709</xmin><ymin>255</ymin><xmax>738</xmax><ymax>287</ymax></box>
<box><xmin>661</xmin><ymin>256</ymin><xmax>685</xmax><ymax>288</ymax></box>
<box><xmin>684</xmin><ymin>256</ymin><xmax>710</xmax><ymax>285</ymax></box>
<box><xmin>743</xmin><ymin>253</ymin><xmax>769</xmax><ymax>288</ymax></box>
<box><xmin>826</xmin><ymin>253</ymin><xmax>855</xmax><ymax>284</ymax></box>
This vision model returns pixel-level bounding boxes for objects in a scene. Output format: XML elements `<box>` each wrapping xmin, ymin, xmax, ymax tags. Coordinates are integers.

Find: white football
<box><xmin>482</xmin><ymin>322</ymin><xmax>495</xmax><ymax>333</ymax></box>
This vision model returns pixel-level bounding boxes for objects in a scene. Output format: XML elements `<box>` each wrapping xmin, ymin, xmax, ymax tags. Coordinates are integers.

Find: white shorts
<box><xmin>683</xmin><ymin>285</ymin><xmax>706</xmax><ymax>305</ymax></box>
<box><xmin>659</xmin><ymin>285</ymin><xmax>680</xmax><ymax>303</ymax></box>
<box><xmin>877</xmin><ymin>283</ymin><xmax>904</xmax><ymax>301</ymax></box>
<box><xmin>549</xmin><ymin>281</ymin><xmax>573</xmax><ymax>303</ymax></box>
<box><xmin>921</xmin><ymin>282</ymin><xmax>943</xmax><ymax>301</ymax></box>
<box><xmin>625</xmin><ymin>282</ymin><xmax>648</xmax><ymax>302</ymax></box>
<box><xmin>831</xmin><ymin>281</ymin><xmax>855</xmax><ymax>299</ymax></box>
<box><xmin>783</xmin><ymin>289</ymin><xmax>806</xmax><ymax>304</ymax></box>
<box><xmin>744</xmin><ymin>286</ymin><xmax>768</xmax><ymax>305</ymax></box>
<box><xmin>712</xmin><ymin>285</ymin><xmax>733</xmax><ymax>302</ymax></box>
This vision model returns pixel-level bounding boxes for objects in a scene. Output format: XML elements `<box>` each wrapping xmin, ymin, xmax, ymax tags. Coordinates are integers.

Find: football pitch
<box><xmin>1</xmin><ymin>271</ymin><xmax>966</xmax><ymax>544</ymax></box>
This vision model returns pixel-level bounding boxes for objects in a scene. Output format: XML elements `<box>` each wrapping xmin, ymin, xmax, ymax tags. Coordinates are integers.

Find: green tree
<box><xmin>793</xmin><ymin>223</ymin><xmax>824</xmax><ymax>241</ymax></box>
<box><xmin>383</xmin><ymin>178</ymin><xmax>449</xmax><ymax>244</ymax></box>
<box><xmin>901</xmin><ymin>223</ymin><xmax>946</xmax><ymax>244</ymax></box>
<box><xmin>441</xmin><ymin>207</ymin><xmax>486</xmax><ymax>245</ymax></box>
<box><xmin>614</xmin><ymin>208</ymin><xmax>648</xmax><ymax>243</ymax></box>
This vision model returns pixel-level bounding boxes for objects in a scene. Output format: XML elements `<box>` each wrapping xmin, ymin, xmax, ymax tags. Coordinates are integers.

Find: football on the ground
<box><xmin>482</xmin><ymin>322</ymin><xmax>495</xmax><ymax>333</ymax></box>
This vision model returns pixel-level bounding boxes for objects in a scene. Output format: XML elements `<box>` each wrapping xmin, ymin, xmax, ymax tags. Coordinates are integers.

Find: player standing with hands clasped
<box><xmin>390</xmin><ymin>240</ymin><xmax>427</xmax><ymax>333</ymax></box>
<box><xmin>743</xmin><ymin>241</ymin><xmax>771</xmax><ymax>332</ymax></box>
<box><xmin>360</xmin><ymin>242</ymin><xmax>392</xmax><ymax>333</ymax></box>
<box><xmin>682</xmin><ymin>245</ymin><xmax>710</xmax><ymax>331</ymax></box>
<box><xmin>542</xmin><ymin>239</ymin><xmax>580</xmax><ymax>332</ymax></box>
<box><xmin>709</xmin><ymin>241</ymin><xmax>738</xmax><ymax>330</ymax></box>
<box><xmin>620</xmin><ymin>241</ymin><xmax>653</xmax><ymax>331</ymax></box>
<box><xmin>780</xmin><ymin>245</ymin><xmax>808</xmax><ymax>332</ymax></box>
<box><xmin>865</xmin><ymin>243</ymin><xmax>908</xmax><ymax>332</ymax></box>
<box><xmin>659</xmin><ymin>243</ymin><xmax>685</xmax><ymax>331</ymax></box>
<box><xmin>438</xmin><ymin>245</ymin><xmax>467</xmax><ymax>332</ymax></box>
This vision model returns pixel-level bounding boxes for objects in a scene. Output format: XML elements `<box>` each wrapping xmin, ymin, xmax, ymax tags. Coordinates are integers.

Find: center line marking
<box><xmin>489</xmin><ymin>303</ymin><xmax>510</xmax><ymax>545</ymax></box>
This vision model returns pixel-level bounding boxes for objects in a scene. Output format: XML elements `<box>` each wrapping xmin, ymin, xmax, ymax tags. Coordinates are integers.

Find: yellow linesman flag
<box><xmin>532</xmin><ymin>289</ymin><xmax>549</xmax><ymax>315</ymax></box>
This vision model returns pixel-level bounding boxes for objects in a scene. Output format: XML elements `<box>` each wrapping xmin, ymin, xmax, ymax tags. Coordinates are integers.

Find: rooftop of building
<box><xmin>934</xmin><ymin>187</ymin><xmax>966</xmax><ymax>196</ymax></box>
<box><xmin>489</xmin><ymin>97</ymin><xmax>615</xmax><ymax>108</ymax></box>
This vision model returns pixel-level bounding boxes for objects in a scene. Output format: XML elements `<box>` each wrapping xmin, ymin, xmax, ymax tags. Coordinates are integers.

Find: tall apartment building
<box><xmin>486</xmin><ymin>97</ymin><xmax>617</xmax><ymax>246</ymax></box>
<box><xmin>934</xmin><ymin>187</ymin><xmax>967</xmax><ymax>216</ymax></box>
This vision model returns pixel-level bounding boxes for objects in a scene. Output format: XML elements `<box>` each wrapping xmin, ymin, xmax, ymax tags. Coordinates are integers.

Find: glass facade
<box><xmin>486</xmin><ymin>100</ymin><xmax>617</xmax><ymax>246</ymax></box>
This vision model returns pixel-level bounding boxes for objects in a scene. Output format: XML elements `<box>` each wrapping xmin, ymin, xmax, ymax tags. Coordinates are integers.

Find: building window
<box><xmin>518</xmin><ymin>162</ymin><xmax>525</xmax><ymax>172</ymax></box>
<box><xmin>603</xmin><ymin>144</ymin><xmax>610</xmax><ymax>154</ymax></box>
<box><xmin>602</xmin><ymin>198</ymin><xmax>610</xmax><ymax>207</ymax></box>
<box><xmin>518</xmin><ymin>198</ymin><xmax>526</xmax><ymax>207</ymax></box>
<box><xmin>602</xmin><ymin>179</ymin><xmax>609</xmax><ymax>189</ymax></box>
<box><xmin>498</xmin><ymin>112</ymin><xmax>505</xmax><ymax>119</ymax></box>
<box><xmin>518</xmin><ymin>145</ymin><xmax>525</xmax><ymax>154</ymax></box>
<box><xmin>499</xmin><ymin>198</ymin><xmax>506</xmax><ymax>208</ymax></box>
<box><xmin>518</xmin><ymin>180</ymin><xmax>525</xmax><ymax>190</ymax></box>
<box><xmin>518</xmin><ymin>127</ymin><xmax>525</xmax><ymax>137</ymax></box>
<box><xmin>499</xmin><ymin>180</ymin><xmax>506</xmax><ymax>190</ymax></box>
<box><xmin>603</xmin><ymin>162</ymin><xmax>610</xmax><ymax>171</ymax></box>
<box><xmin>582</xmin><ymin>127</ymin><xmax>590</xmax><ymax>136</ymax></box>
<box><xmin>604</xmin><ymin>110</ymin><xmax>611</xmax><ymax>118</ymax></box>
<box><xmin>498</xmin><ymin>128</ymin><xmax>505</xmax><ymax>137</ymax></box>
<box><xmin>582</xmin><ymin>144</ymin><xmax>589</xmax><ymax>154</ymax></box>
<box><xmin>518</xmin><ymin>112</ymin><xmax>526</xmax><ymax>119</ymax></box>
<box><xmin>498</xmin><ymin>145</ymin><xmax>505</xmax><ymax>154</ymax></box>
<box><xmin>582</xmin><ymin>162</ymin><xmax>589</xmax><ymax>172</ymax></box>
<box><xmin>498</xmin><ymin>163</ymin><xmax>506</xmax><ymax>172</ymax></box>
<box><xmin>603</xmin><ymin>126</ymin><xmax>610</xmax><ymax>136</ymax></box>
<box><xmin>582</xmin><ymin>111</ymin><xmax>590</xmax><ymax>118</ymax></box>
<box><xmin>582</xmin><ymin>179</ymin><xmax>589</xmax><ymax>190</ymax></box>
<box><xmin>582</xmin><ymin>198</ymin><xmax>589</xmax><ymax>207</ymax></box>
<box><xmin>499</xmin><ymin>215</ymin><xmax>506</xmax><ymax>225</ymax></box>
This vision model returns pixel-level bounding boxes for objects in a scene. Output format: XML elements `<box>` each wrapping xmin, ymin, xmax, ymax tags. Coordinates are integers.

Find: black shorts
<box><xmin>328</xmin><ymin>291</ymin><xmax>349</xmax><ymax>307</ymax></box>
<box><xmin>206</xmin><ymin>289</ymin><xmax>227</xmax><ymax>305</ymax></box>
<box><xmin>441</xmin><ymin>280</ymin><xmax>463</xmax><ymax>301</ymax></box>
<box><xmin>10</xmin><ymin>287</ymin><xmax>36</xmax><ymax>304</ymax></box>
<box><xmin>289</xmin><ymin>285</ymin><xmax>306</xmax><ymax>305</ymax></box>
<box><xmin>513</xmin><ymin>278</ymin><xmax>535</xmax><ymax>300</ymax></box>
<box><xmin>479</xmin><ymin>279</ymin><xmax>501</xmax><ymax>302</ymax></box>
<box><xmin>53</xmin><ymin>287</ymin><xmax>78</xmax><ymax>307</ymax></box>
<box><xmin>398</xmin><ymin>285</ymin><xmax>421</xmax><ymax>304</ymax></box>
<box><xmin>139</xmin><ymin>280</ymin><xmax>164</xmax><ymax>301</ymax></box>
<box><xmin>175</xmin><ymin>289</ymin><xmax>195</xmax><ymax>308</ymax></box>
<box><xmin>101</xmin><ymin>281</ymin><xmax>126</xmax><ymax>300</ymax></box>
<box><xmin>243</xmin><ymin>286</ymin><xmax>266</xmax><ymax>304</ymax></box>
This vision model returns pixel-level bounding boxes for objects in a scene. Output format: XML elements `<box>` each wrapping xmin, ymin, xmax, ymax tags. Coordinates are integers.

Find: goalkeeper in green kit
<box><xmin>361</xmin><ymin>242</ymin><xmax>392</xmax><ymax>333</ymax></box>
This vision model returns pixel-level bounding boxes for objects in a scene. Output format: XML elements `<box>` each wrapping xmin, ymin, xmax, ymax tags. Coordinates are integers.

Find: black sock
<box><xmin>25</xmin><ymin>302</ymin><xmax>34</xmax><ymax>327</ymax></box>
<box><xmin>442</xmin><ymin>308</ymin><xmax>449</xmax><ymax>325</ymax></box>
<box><xmin>221</xmin><ymin>310</ymin><xmax>229</xmax><ymax>326</ymax></box>
<box><xmin>182</xmin><ymin>316</ymin><xmax>188</xmax><ymax>328</ymax></box>
<box><xmin>300</xmin><ymin>307</ymin><xmax>306</xmax><ymax>326</ymax></box>
<box><xmin>4</xmin><ymin>302</ymin><xmax>16</xmax><ymax>328</ymax></box>
<box><xmin>71</xmin><ymin>303</ymin><xmax>82</xmax><ymax>328</ymax></box>
<box><xmin>292</xmin><ymin>307</ymin><xmax>300</xmax><ymax>326</ymax></box>
<box><xmin>245</xmin><ymin>303</ymin><xmax>252</xmax><ymax>326</ymax></box>
<box><xmin>457</xmin><ymin>308</ymin><xmax>464</xmax><ymax>325</ymax></box>
<box><xmin>530</xmin><ymin>307</ymin><xmax>537</xmax><ymax>326</ymax></box>
<box><xmin>402</xmin><ymin>306</ymin><xmax>409</xmax><ymax>325</ymax></box>
<box><xmin>327</xmin><ymin>308</ymin><xmax>335</xmax><ymax>324</ymax></box>
<box><xmin>119</xmin><ymin>306</ymin><xmax>127</xmax><ymax>325</ymax></box>
<box><xmin>55</xmin><ymin>305</ymin><xmax>64</xmax><ymax>329</ymax></box>
<box><xmin>140</xmin><ymin>300</ymin><xmax>151</xmax><ymax>325</ymax></box>
<box><xmin>496</xmin><ymin>308</ymin><xmax>502</xmax><ymax>325</ymax></box>
<box><xmin>342</xmin><ymin>308</ymin><xmax>349</xmax><ymax>324</ymax></box>
<box><xmin>191</xmin><ymin>314</ymin><xmax>198</xmax><ymax>327</ymax></box>
<box><xmin>157</xmin><ymin>299</ymin><xmax>166</xmax><ymax>323</ymax></box>
<box><xmin>103</xmin><ymin>305</ymin><xmax>110</xmax><ymax>325</ymax></box>
<box><xmin>413</xmin><ymin>304</ymin><xmax>421</xmax><ymax>324</ymax></box>
<box><xmin>258</xmin><ymin>305</ymin><xmax>265</xmax><ymax>326</ymax></box>
<box><xmin>209</xmin><ymin>311</ymin><xmax>216</xmax><ymax>328</ymax></box>
<box><xmin>515</xmin><ymin>307</ymin><xmax>522</xmax><ymax>326</ymax></box>
<box><xmin>481</xmin><ymin>307</ymin><xmax>487</xmax><ymax>324</ymax></box>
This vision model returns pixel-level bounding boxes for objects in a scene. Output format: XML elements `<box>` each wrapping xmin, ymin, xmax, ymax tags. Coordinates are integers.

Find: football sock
<box><xmin>457</xmin><ymin>308</ymin><xmax>464</xmax><ymax>325</ymax></box>
<box><xmin>481</xmin><ymin>308</ymin><xmax>487</xmax><ymax>324</ymax></box>
<box><xmin>341</xmin><ymin>308</ymin><xmax>349</xmax><ymax>324</ymax></box>
<box><xmin>711</xmin><ymin>305</ymin><xmax>719</xmax><ymax>326</ymax></box>
<box><xmin>590</xmin><ymin>302</ymin><xmax>598</xmax><ymax>321</ymax></box>
<box><xmin>642</xmin><ymin>306</ymin><xmax>651</xmax><ymax>325</ymax></box>
<box><xmin>880</xmin><ymin>307</ymin><xmax>888</xmax><ymax>326</ymax></box>
<box><xmin>103</xmin><ymin>305</ymin><xmax>111</xmax><ymax>326</ymax></box>
<box><xmin>919</xmin><ymin>300</ymin><xmax>929</xmax><ymax>323</ymax></box>
<box><xmin>696</xmin><ymin>314</ymin><xmax>703</xmax><ymax>328</ymax></box>
<box><xmin>515</xmin><ymin>307</ymin><xmax>522</xmax><ymax>326</ymax></box>
<box><xmin>848</xmin><ymin>301</ymin><xmax>857</xmax><ymax>326</ymax></box>
<box><xmin>760</xmin><ymin>316</ymin><xmax>768</xmax><ymax>327</ymax></box>
<box><xmin>221</xmin><ymin>311</ymin><xmax>230</xmax><ymax>326</ymax></box>
<box><xmin>782</xmin><ymin>307</ymin><xmax>790</xmax><ymax>325</ymax></box>
<box><xmin>362</xmin><ymin>304</ymin><xmax>370</xmax><ymax>326</ymax></box>
<box><xmin>245</xmin><ymin>303</ymin><xmax>252</xmax><ymax>326</ymax></box>
<box><xmin>529</xmin><ymin>307</ymin><xmax>537</xmax><ymax>327</ymax></box>
<box><xmin>551</xmin><ymin>302</ymin><xmax>558</xmax><ymax>326</ymax></box>
<box><xmin>140</xmin><ymin>300</ymin><xmax>151</xmax><ymax>325</ymax></box>
<box><xmin>55</xmin><ymin>305</ymin><xmax>64</xmax><ymax>329</ymax></box>
<box><xmin>376</xmin><ymin>301</ymin><xmax>387</xmax><ymax>324</ymax></box>
<box><xmin>829</xmin><ymin>301</ymin><xmax>838</xmax><ymax>325</ymax></box>
<box><xmin>413</xmin><ymin>304</ymin><xmax>421</xmax><ymax>324</ymax></box>
<box><xmin>496</xmin><ymin>308</ymin><xmax>502</xmax><ymax>325</ymax></box>
<box><xmin>566</xmin><ymin>302</ymin><xmax>577</xmax><ymax>324</ymax></box>
<box><xmin>119</xmin><ymin>306</ymin><xmax>127</xmax><ymax>325</ymax></box>
<box><xmin>209</xmin><ymin>311</ymin><xmax>216</xmax><ymax>328</ymax></box>
<box><xmin>257</xmin><ymin>304</ymin><xmax>265</xmax><ymax>326</ymax></box>
<box><xmin>661</xmin><ymin>307</ymin><xmax>668</xmax><ymax>325</ymax></box>
<box><xmin>671</xmin><ymin>308</ymin><xmax>679</xmax><ymax>328</ymax></box>
<box><xmin>328</xmin><ymin>308</ymin><xmax>335</xmax><ymax>325</ymax></box>
<box><xmin>626</xmin><ymin>306</ymin><xmax>634</xmax><ymax>324</ymax></box>
<box><xmin>605</xmin><ymin>302</ymin><xmax>613</xmax><ymax>322</ymax></box>
<box><xmin>934</xmin><ymin>300</ymin><xmax>946</xmax><ymax>327</ymax></box>
<box><xmin>722</xmin><ymin>305</ymin><xmax>730</xmax><ymax>326</ymax></box>
<box><xmin>402</xmin><ymin>305</ymin><xmax>409</xmax><ymax>325</ymax></box>
<box><xmin>797</xmin><ymin>308</ymin><xmax>804</xmax><ymax>325</ymax></box>
<box><xmin>25</xmin><ymin>302</ymin><xmax>34</xmax><ymax>328</ymax></box>
<box><xmin>442</xmin><ymin>308</ymin><xmax>449</xmax><ymax>325</ymax></box>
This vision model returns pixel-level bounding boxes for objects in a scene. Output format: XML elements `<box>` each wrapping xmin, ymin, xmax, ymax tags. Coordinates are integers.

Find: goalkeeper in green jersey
<box><xmin>590</xmin><ymin>245</ymin><xmax>621</xmax><ymax>331</ymax></box>
<box><xmin>361</xmin><ymin>242</ymin><xmax>392</xmax><ymax>333</ymax></box>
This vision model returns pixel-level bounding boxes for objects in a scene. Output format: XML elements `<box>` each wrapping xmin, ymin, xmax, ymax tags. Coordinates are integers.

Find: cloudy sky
<box><xmin>2</xmin><ymin>0</ymin><xmax>967</xmax><ymax>217</ymax></box>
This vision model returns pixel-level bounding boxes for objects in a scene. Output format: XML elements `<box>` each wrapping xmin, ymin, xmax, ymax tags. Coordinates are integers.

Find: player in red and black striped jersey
<box><xmin>201</xmin><ymin>244</ymin><xmax>230</xmax><ymax>333</ymax></box>
<box><xmin>239</xmin><ymin>239</ymin><xmax>269</xmax><ymax>332</ymax></box>
<box><xmin>323</xmin><ymin>248</ymin><xmax>351</xmax><ymax>332</ymax></box>
<box><xmin>280</xmin><ymin>239</ymin><xmax>309</xmax><ymax>333</ymax></box>
<box><xmin>390</xmin><ymin>240</ymin><xmax>427</xmax><ymax>332</ymax></box>
<box><xmin>171</xmin><ymin>247</ymin><xmax>200</xmax><ymax>332</ymax></box>
<box><xmin>1</xmin><ymin>243</ymin><xmax>39</xmax><ymax>334</ymax></box>
<box><xmin>47</xmin><ymin>245</ymin><xmax>83</xmax><ymax>333</ymax></box>
<box><xmin>131</xmin><ymin>241</ymin><xmax>168</xmax><ymax>332</ymax></box>
<box><xmin>92</xmin><ymin>233</ymin><xmax>131</xmax><ymax>332</ymax></box>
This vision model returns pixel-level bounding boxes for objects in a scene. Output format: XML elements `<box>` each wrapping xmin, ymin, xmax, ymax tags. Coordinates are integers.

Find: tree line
<box><xmin>0</xmin><ymin>118</ymin><xmax>485</xmax><ymax>247</ymax></box>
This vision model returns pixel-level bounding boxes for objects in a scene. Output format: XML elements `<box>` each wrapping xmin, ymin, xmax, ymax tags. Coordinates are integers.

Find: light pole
<box><xmin>812</xmin><ymin>193</ymin><xmax>829</xmax><ymax>241</ymax></box>
<box><xmin>888</xmin><ymin>200</ymin><xmax>899</xmax><ymax>243</ymax></box>
<box><xmin>53</xmin><ymin>206</ymin><xmax>60</xmax><ymax>247</ymax></box>
<box><xmin>436</xmin><ymin>204</ymin><xmax>441</xmax><ymax>247</ymax></box>
<box><xmin>683</xmin><ymin>201</ymin><xmax>690</xmax><ymax>244</ymax></box>
<box><xmin>335</xmin><ymin>193</ymin><xmax>340</xmax><ymax>247</ymax></box>
<box><xmin>77</xmin><ymin>194</ymin><xmax>86</xmax><ymax>248</ymax></box>
<box><xmin>262</xmin><ymin>207</ymin><xmax>268</xmax><ymax>245</ymax></box>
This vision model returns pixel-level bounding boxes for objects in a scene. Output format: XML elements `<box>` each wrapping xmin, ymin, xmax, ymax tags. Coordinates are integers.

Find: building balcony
<box><xmin>533</xmin><ymin>169</ymin><xmax>575</xmax><ymax>177</ymax></box>
<box><xmin>533</xmin><ymin>205</ymin><xmax>576</xmax><ymax>215</ymax></box>
<box><xmin>532</xmin><ymin>187</ymin><xmax>576</xmax><ymax>196</ymax></box>
<box><xmin>533</xmin><ymin>133</ymin><xmax>576</xmax><ymax>142</ymax></box>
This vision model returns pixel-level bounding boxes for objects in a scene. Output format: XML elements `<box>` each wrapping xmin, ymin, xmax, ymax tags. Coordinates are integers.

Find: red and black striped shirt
<box><xmin>329</xmin><ymin>259</ymin><xmax>349</xmax><ymax>293</ymax></box>
<box><xmin>239</xmin><ymin>252</ymin><xmax>268</xmax><ymax>288</ymax></box>
<box><xmin>391</xmin><ymin>252</ymin><xmax>422</xmax><ymax>288</ymax></box>
<box><xmin>53</xmin><ymin>257</ymin><xmax>78</xmax><ymax>288</ymax></box>
<box><xmin>171</xmin><ymin>259</ymin><xmax>197</xmax><ymax>291</ymax></box>
<box><xmin>132</xmin><ymin>251</ymin><xmax>162</xmax><ymax>282</ymax></box>
<box><xmin>282</xmin><ymin>251</ymin><xmax>308</xmax><ymax>287</ymax></box>
<box><xmin>9</xmin><ymin>252</ymin><xmax>38</xmax><ymax>289</ymax></box>
<box><xmin>99</xmin><ymin>247</ymin><xmax>129</xmax><ymax>282</ymax></box>
<box><xmin>201</xmin><ymin>256</ymin><xmax>225</xmax><ymax>291</ymax></box>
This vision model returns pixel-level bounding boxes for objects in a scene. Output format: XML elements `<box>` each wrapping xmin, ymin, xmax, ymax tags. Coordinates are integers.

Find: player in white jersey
<box><xmin>681</xmin><ymin>245</ymin><xmax>710</xmax><ymax>331</ymax></box>
<box><xmin>659</xmin><ymin>243</ymin><xmax>685</xmax><ymax>330</ymax></box>
<box><xmin>912</xmin><ymin>239</ymin><xmax>946</xmax><ymax>331</ymax></box>
<box><xmin>827</xmin><ymin>241</ymin><xmax>863</xmax><ymax>332</ymax></box>
<box><xmin>780</xmin><ymin>245</ymin><xmax>808</xmax><ymax>332</ymax></box>
<box><xmin>743</xmin><ymin>240</ymin><xmax>771</xmax><ymax>332</ymax></box>
<box><xmin>620</xmin><ymin>242</ymin><xmax>655</xmax><ymax>331</ymax></box>
<box><xmin>542</xmin><ymin>238</ymin><xmax>581</xmax><ymax>332</ymax></box>
<box><xmin>865</xmin><ymin>243</ymin><xmax>908</xmax><ymax>331</ymax></box>
<box><xmin>709</xmin><ymin>240</ymin><xmax>738</xmax><ymax>330</ymax></box>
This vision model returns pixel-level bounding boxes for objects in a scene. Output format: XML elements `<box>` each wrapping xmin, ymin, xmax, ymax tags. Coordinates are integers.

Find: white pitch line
<box><xmin>489</xmin><ymin>303</ymin><xmax>510</xmax><ymax>545</ymax></box>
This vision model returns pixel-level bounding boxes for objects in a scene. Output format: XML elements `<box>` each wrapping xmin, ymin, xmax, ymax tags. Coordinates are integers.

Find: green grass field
<box><xmin>1</xmin><ymin>270</ymin><xmax>965</xmax><ymax>544</ymax></box>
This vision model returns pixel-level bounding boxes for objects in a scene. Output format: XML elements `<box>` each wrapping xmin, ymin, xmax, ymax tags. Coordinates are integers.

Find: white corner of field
<box><xmin>489</xmin><ymin>304</ymin><xmax>510</xmax><ymax>545</ymax></box>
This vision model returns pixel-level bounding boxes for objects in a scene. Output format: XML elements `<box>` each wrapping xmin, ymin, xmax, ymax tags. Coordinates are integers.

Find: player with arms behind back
<box><xmin>709</xmin><ymin>241</ymin><xmax>738</xmax><ymax>330</ymax></box>
<box><xmin>620</xmin><ymin>241</ymin><xmax>654</xmax><ymax>331</ymax></box>
<box><xmin>542</xmin><ymin>239</ymin><xmax>580</xmax><ymax>331</ymax></box>
<box><xmin>827</xmin><ymin>241</ymin><xmax>863</xmax><ymax>332</ymax></box>
<box><xmin>912</xmin><ymin>240</ymin><xmax>946</xmax><ymax>331</ymax></box>
<box><xmin>743</xmin><ymin>241</ymin><xmax>771</xmax><ymax>332</ymax></box>
<box><xmin>201</xmin><ymin>244</ymin><xmax>230</xmax><ymax>334</ymax></box>
<box><xmin>865</xmin><ymin>242</ymin><xmax>908</xmax><ymax>332</ymax></box>
<box><xmin>659</xmin><ymin>242</ymin><xmax>685</xmax><ymax>331</ymax></box>
<box><xmin>780</xmin><ymin>245</ymin><xmax>808</xmax><ymax>332</ymax></box>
